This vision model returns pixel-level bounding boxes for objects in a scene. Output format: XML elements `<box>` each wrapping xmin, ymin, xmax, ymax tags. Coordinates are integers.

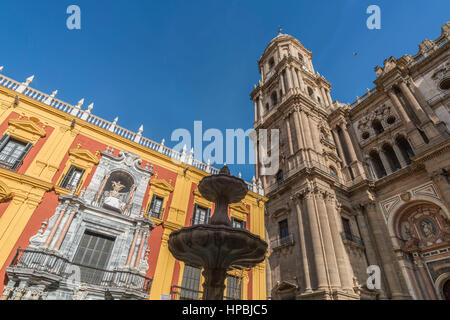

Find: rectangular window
<box><xmin>231</xmin><ymin>217</ymin><xmax>246</xmax><ymax>230</ymax></box>
<box><xmin>180</xmin><ymin>265</ymin><xmax>202</xmax><ymax>300</ymax></box>
<box><xmin>226</xmin><ymin>276</ymin><xmax>242</xmax><ymax>300</ymax></box>
<box><xmin>60</xmin><ymin>166</ymin><xmax>84</xmax><ymax>191</ymax></box>
<box><xmin>148</xmin><ymin>195</ymin><xmax>164</xmax><ymax>218</ymax></box>
<box><xmin>0</xmin><ymin>135</ymin><xmax>31</xmax><ymax>171</ymax></box>
<box><xmin>342</xmin><ymin>217</ymin><xmax>352</xmax><ymax>235</ymax></box>
<box><xmin>72</xmin><ymin>231</ymin><xmax>115</xmax><ymax>285</ymax></box>
<box><xmin>279</xmin><ymin>219</ymin><xmax>289</xmax><ymax>239</ymax></box>
<box><xmin>192</xmin><ymin>204</ymin><xmax>210</xmax><ymax>225</ymax></box>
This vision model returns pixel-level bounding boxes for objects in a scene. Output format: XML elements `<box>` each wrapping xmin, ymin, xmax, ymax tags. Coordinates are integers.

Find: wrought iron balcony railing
<box><xmin>341</xmin><ymin>232</ymin><xmax>364</xmax><ymax>247</ymax></box>
<box><xmin>170</xmin><ymin>285</ymin><xmax>203</xmax><ymax>300</ymax></box>
<box><xmin>0</xmin><ymin>155</ymin><xmax>21</xmax><ymax>171</ymax></box>
<box><xmin>271</xmin><ymin>234</ymin><xmax>295</xmax><ymax>249</ymax></box>
<box><xmin>8</xmin><ymin>248</ymin><xmax>152</xmax><ymax>295</ymax></box>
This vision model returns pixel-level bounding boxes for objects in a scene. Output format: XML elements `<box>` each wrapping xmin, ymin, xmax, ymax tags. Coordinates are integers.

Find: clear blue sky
<box><xmin>0</xmin><ymin>0</ymin><xmax>448</xmax><ymax>182</ymax></box>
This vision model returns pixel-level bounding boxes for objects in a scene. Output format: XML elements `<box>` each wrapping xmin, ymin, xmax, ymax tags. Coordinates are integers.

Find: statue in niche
<box><xmin>111</xmin><ymin>180</ymin><xmax>125</xmax><ymax>198</ymax></box>
<box><xmin>420</xmin><ymin>219</ymin><xmax>437</xmax><ymax>238</ymax></box>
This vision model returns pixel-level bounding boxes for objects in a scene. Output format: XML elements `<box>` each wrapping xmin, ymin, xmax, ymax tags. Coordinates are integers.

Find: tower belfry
<box><xmin>250</xmin><ymin>33</ymin><xmax>367</xmax><ymax>300</ymax></box>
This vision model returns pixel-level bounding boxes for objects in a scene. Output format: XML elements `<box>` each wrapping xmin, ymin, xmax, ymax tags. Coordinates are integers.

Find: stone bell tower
<box><xmin>250</xmin><ymin>31</ymin><xmax>366</xmax><ymax>300</ymax></box>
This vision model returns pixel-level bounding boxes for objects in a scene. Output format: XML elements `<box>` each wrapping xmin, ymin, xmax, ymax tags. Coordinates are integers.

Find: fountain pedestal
<box><xmin>168</xmin><ymin>166</ymin><xmax>267</xmax><ymax>300</ymax></box>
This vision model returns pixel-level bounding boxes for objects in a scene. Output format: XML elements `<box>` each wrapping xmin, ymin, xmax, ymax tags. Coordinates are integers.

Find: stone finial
<box><xmin>134</xmin><ymin>125</ymin><xmax>144</xmax><ymax>143</ymax></box>
<box><xmin>76</xmin><ymin>98</ymin><xmax>84</xmax><ymax>108</ymax></box>
<box><xmin>80</xmin><ymin>103</ymin><xmax>94</xmax><ymax>120</ymax></box>
<box><xmin>0</xmin><ymin>66</ymin><xmax>3</xmax><ymax>73</ymax></box>
<box><xmin>25</xmin><ymin>75</ymin><xmax>34</xmax><ymax>84</ymax></box>
<box><xmin>238</xmin><ymin>172</ymin><xmax>242</xmax><ymax>178</ymax></box>
<box><xmin>158</xmin><ymin>138</ymin><xmax>165</xmax><ymax>153</ymax></box>
<box><xmin>219</xmin><ymin>165</ymin><xmax>230</xmax><ymax>175</ymax></box>
<box><xmin>109</xmin><ymin>117</ymin><xmax>118</xmax><ymax>132</ymax></box>
<box><xmin>15</xmin><ymin>75</ymin><xmax>35</xmax><ymax>94</ymax></box>
<box><xmin>44</xmin><ymin>90</ymin><xmax>58</xmax><ymax>105</ymax></box>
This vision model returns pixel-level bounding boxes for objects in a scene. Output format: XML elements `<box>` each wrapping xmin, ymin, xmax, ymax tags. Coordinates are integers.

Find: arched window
<box><xmin>276</xmin><ymin>170</ymin><xmax>284</xmax><ymax>186</ymax></box>
<box><xmin>265</xmin><ymin>103</ymin><xmax>270</xmax><ymax>113</ymax></box>
<box><xmin>298</xmin><ymin>53</ymin><xmax>304</xmax><ymax>63</ymax></box>
<box><xmin>269</xmin><ymin>57</ymin><xmax>275</xmax><ymax>69</ymax></box>
<box><xmin>372</xmin><ymin>119</ymin><xmax>384</xmax><ymax>135</ymax></box>
<box><xmin>329</xmin><ymin>167</ymin><xmax>338</xmax><ymax>179</ymax></box>
<box><xmin>369</xmin><ymin>150</ymin><xmax>387</xmax><ymax>179</ymax></box>
<box><xmin>307</xmin><ymin>87</ymin><xmax>314</xmax><ymax>100</ymax></box>
<box><xmin>382</xmin><ymin>144</ymin><xmax>401</xmax><ymax>172</ymax></box>
<box><xmin>396</xmin><ymin>136</ymin><xmax>414</xmax><ymax>165</ymax></box>
<box><xmin>271</xmin><ymin>91</ymin><xmax>278</xmax><ymax>106</ymax></box>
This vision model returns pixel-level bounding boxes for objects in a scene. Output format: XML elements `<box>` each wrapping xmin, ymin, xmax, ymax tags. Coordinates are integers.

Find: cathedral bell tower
<box><xmin>250</xmin><ymin>31</ymin><xmax>363</xmax><ymax>300</ymax></box>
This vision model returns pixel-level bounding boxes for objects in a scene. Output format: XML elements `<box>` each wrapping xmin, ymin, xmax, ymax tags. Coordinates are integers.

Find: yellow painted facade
<box><xmin>0</xmin><ymin>73</ymin><xmax>267</xmax><ymax>300</ymax></box>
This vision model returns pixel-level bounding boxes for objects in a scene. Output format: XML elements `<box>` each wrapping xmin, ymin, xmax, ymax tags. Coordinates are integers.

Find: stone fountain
<box><xmin>168</xmin><ymin>165</ymin><xmax>267</xmax><ymax>300</ymax></box>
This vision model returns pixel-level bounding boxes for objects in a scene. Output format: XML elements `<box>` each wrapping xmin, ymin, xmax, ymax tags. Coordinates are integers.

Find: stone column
<box><xmin>413</xmin><ymin>255</ymin><xmax>437</xmax><ymax>300</ymax></box>
<box><xmin>44</xmin><ymin>203</ymin><xmax>68</xmax><ymax>247</ymax></box>
<box><xmin>326</xmin><ymin>89</ymin><xmax>333</xmax><ymax>106</ymax></box>
<box><xmin>126</xmin><ymin>228</ymin><xmax>139</xmax><ymax>266</ymax></box>
<box><xmin>293</xmin><ymin>109</ymin><xmax>305</xmax><ymax>150</ymax></box>
<box><xmin>257</xmin><ymin>98</ymin><xmax>263</xmax><ymax>121</ymax></box>
<box><xmin>332</xmin><ymin>129</ymin><xmax>345</xmax><ymax>162</ymax></box>
<box><xmin>325</xmin><ymin>197</ymin><xmax>354</xmax><ymax>292</ymax></box>
<box><xmin>304</xmin><ymin>188</ymin><xmax>328</xmax><ymax>290</ymax></box>
<box><xmin>253</xmin><ymin>100</ymin><xmax>258</xmax><ymax>123</ymax></box>
<box><xmin>392</xmin><ymin>143</ymin><xmax>408</xmax><ymax>168</ymax></box>
<box><xmin>284</xmin><ymin>115</ymin><xmax>294</xmax><ymax>156</ymax></box>
<box><xmin>134</xmin><ymin>231</ymin><xmax>147</xmax><ymax>268</ymax></box>
<box><xmin>285</xmin><ymin>67</ymin><xmax>293</xmax><ymax>91</ymax></box>
<box><xmin>407</xmin><ymin>79</ymin><xmax>440</xmax><ymax>123</ymax></box>
<box><xmin>320</xmin><ymin>87</ymin><xmax>328</xmax><ymax>106</ymax></box>
<box><xmin>399</xmin><ymin>81</ymin><xmax>428</xmax><ymax>124</ymax></box>
<box><xmin>280</xmin><ymin>74</ymin><xmax>286</xmax><ymax>96</ymax></box>
<box><xmin>341</xmin><ymin>123</ymin><xmax>358</xmax><ymax>163</ymax></box>
<box><xmin>296</xmin><ymin>69</ymin><xmax>305</xmax><ymax>92</ymax></box>
<box><xmin>364</xmin><ymin>202</ymin><xmax>408</xmax><ymax>299</ymax></box>
<box><xmin>53</xmin><ymin>208</ymin><xmax>77</xmax><ymax>250</ymax></box>
<box><xmin>379</xmin><ymin>150</ymin><xmax>393</xmax><ymax>175</ymax></box>
<box><xmin>291</xmin><ymin>67</ymin><xmax>299</xmax><ymax>89</ymax></box>
<box><xmin>387</xmin><ymin>89</ymin><xmax>412</xmax><ymax>126</ymax></box>
<box><xmin>300</xmin><ymin>109</ymin><xmax>314</xmax><ymax>162</ymax></box>
<box><xmin>314</xmin><ymin>190</ymin><xmax>341</xmax><ymax>289</ymax></box>
<box><xmin>293</xmin><ymin>197</ymin><xmax>312</xmax><ymax>293</ymax></box>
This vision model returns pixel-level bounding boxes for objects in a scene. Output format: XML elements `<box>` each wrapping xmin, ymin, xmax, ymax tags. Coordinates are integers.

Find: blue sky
<box><xmin>0</xmin><ymin>0</ymin><xmax>448</xmax><ymax>182</ymax></box>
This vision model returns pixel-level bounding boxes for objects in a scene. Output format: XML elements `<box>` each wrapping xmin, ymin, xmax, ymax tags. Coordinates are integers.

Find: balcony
<box><xmin>341</xmin><ymin>232</ymin><xmax>364</xmax><ymax>247</ymax></box>
<box><xmin>170</xmin><ymin>285</ymin><xmax>203</xmax><ymax>300</ymax></box>
<box><xmin>271</xmin><ymin>234</ymin><xmax>295</xmax><ymax>249</ymax></box>
<box><xmin>0</xmin><ymin>155</ymin><xmax>21</xmax><ymax>171</ymax></box>
<box><xmin>7</xmin><ymin>248</ymin><xmax>152</xmax><ymax>298</ymax></box>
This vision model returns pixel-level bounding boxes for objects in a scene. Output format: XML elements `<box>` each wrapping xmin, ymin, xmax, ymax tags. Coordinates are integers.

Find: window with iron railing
<box><xmin>191</xmin><ymin>204</ymin><xmax>210</xmax><ymax>225</ymax></box>
<box><xmin>225</xmin><ymin>276</ymin><xmax>242</xmax><ymax>300</ymax></box>
<box><xmin>0</xmin><ymin>134</ymin><xmax>31</xmax><ymax>171</ymax></box>
<box><xmin>148</xmin><ymin>195</ymin><xmax>164</xmax><ymax>219</ymax></box>
<box><xmin>72</xmin><ymin>231</ymin><xmax>115</xmax><ymax>284</ymax></box>
<box><xmin>60</xmin><ymin>166</ymin><xmax>84</xmax><ymax>191</ymax></box>
<box><xmin>179</xmin><ymin>265</ymin><xmax>202</xmax><ymax>300</ymax></box>
<box><xmin>231</xmin><ymin>217</ymin><xmax>246</xmax><ymax>230</ymax></box>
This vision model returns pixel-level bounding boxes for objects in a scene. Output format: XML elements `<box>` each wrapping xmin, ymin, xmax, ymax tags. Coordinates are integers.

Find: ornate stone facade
<box><xmin>253</xmin><ymin>22</ymin><xmax>450</xmax><ymax>300</ymax></box>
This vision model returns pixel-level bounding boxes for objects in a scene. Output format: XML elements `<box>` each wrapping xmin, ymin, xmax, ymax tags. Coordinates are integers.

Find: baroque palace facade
<box><xmin>0</xmin><ymin>68</ymin><xmax>267</xmax><ymax>300</ymax></box>
<box><xmin>252</xmin><ymin>22</ymin><xmax>450</xmax><ymax>300</ymax></box>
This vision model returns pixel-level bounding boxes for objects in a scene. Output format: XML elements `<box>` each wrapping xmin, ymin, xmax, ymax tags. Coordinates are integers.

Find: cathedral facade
<box><xmin>252</xmin><ymin>22</ymin><xmax>450</xmax><ymax>300</ymax></box>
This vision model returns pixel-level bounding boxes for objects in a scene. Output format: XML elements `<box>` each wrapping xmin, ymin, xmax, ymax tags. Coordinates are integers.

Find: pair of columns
<box><xmin>126</xmin><ymin>227</ymin><xmax>148</xmax><ymax>269</ymax></box>
<box><xmin>1</xmin><ymin>286</ymin><xmax>44</xmax><ymax>300</ymax></box>
<box><xmin>387</xmin><ymin>79</ymin><xmax>432</xmax><ymax>128</ymax></box>
<box><xmin>332</xmin><ymin>122</ymin><xmax>358</xmax><ymax>166</ymax></box>
<box><xmin>44</xmin><ymin>202</ymin><xmax>77</xmax><ymax>250</ymax></box>
<box><xmin>293</xmin><ymin>189</ymin><xmax>354</xmax><ymax>294</ymax></box>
